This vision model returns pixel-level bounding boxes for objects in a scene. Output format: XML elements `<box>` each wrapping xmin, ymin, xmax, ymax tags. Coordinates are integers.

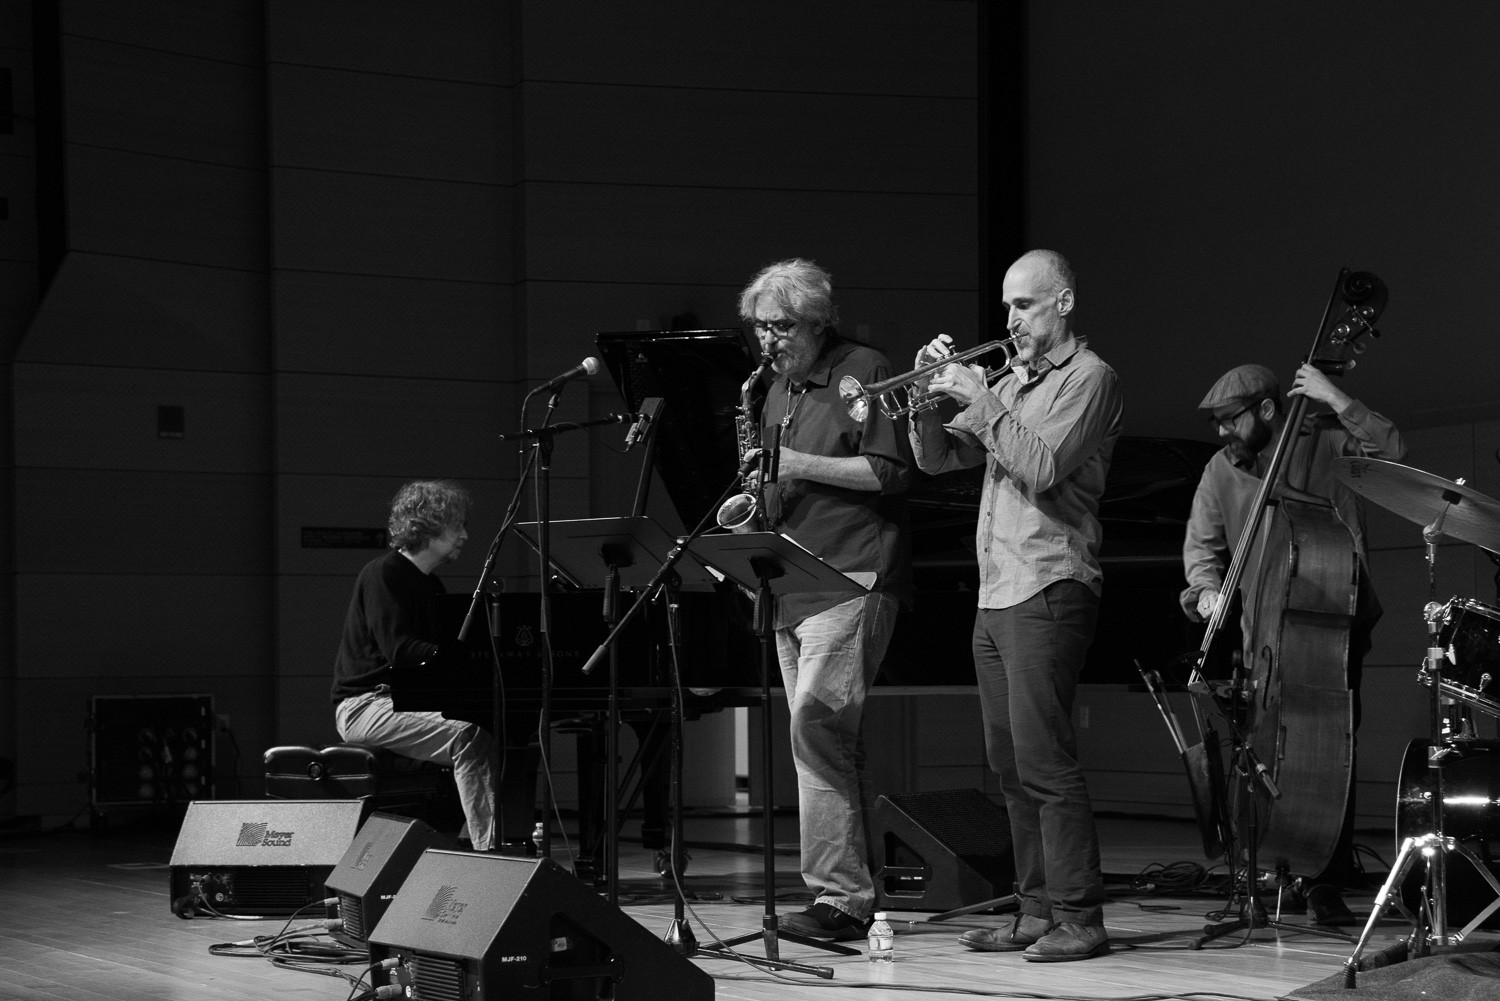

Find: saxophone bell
<box><xmin>716</xmin><ymin>354</ymin><xmax>775</xmax><ymax>531</ymax></box>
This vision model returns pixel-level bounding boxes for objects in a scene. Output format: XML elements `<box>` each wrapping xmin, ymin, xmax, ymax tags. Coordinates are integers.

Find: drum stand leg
<box><xmin>1344</xmin><ymin>600</ymin><xmax>1500</xmax><ymax>987</ymax></box>
<box><xmin>1342</xmin><ymin>832</ymin><xmax>1500</xmax><ymax>987</ymax></box>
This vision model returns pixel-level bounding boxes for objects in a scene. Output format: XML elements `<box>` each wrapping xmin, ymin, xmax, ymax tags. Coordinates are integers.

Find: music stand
<box><xmin>514</xmin><ymin>515</ymin><xmax>719</xmax><ymax>906</ymax></box>
<box><xmin>687</xmin><ymin>531</ymin><xmax>867</xmax><ymax>967</ymax></box>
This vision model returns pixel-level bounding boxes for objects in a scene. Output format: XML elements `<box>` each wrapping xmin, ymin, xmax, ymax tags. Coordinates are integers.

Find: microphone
<box><xmin>624</xmin><ymin>397</ymin><xmax>665</xmax><ymax>451</ymax></box>
<box><xmin>537</xmin><ymin>357</ymin><xmax>601</xmax><ymax>392</ymax></box>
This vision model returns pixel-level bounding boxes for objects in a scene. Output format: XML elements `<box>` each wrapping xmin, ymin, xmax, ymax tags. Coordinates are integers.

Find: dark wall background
<box><xmin>5</xmin><ymin>1</ymin><xmax>1496</xmax><ymax>827</ymax></box>
<box><xmin>1027</xmin><ymin>2</ymin><xmax>1500</xmax><ymax>437</ymax></box>
<box><xmin>1027</xmin><ymin>2</ymin><xmax>1500</xmax><ymax>824</ymax></box>
<box><xmin>0</xmin><ymin>1</ymin><xmax>981</xmax><ymax>821</ymax></box>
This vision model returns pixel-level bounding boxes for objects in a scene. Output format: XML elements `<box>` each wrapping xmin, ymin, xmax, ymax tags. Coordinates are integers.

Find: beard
<box><xmin>1225</xmin><ymin>416</ymin><xmax>1273</xmax><ymax>465</ymax></box>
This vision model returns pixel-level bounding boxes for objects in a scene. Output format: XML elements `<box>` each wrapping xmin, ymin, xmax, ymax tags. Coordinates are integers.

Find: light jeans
<box><xmin>775</xmin><ymin>591</ymin><xmax>898</xmax><ymax>921</ymax></box>
<box><xmin>335</xmin><ymin>687</ymin><xmax>496</xmax><ymax>851</ymax></box>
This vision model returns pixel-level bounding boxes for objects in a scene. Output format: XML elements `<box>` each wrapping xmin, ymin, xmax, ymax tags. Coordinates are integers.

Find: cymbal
<box><xmin>1332</xmin><ymin>456</ymin><xmax>1500</xmax><ymax>552</ymax></box>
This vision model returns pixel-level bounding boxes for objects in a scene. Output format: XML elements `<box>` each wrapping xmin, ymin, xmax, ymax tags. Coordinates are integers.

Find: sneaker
<box><xmin>1022</xmin><ymin>921</ymin><xmax>1110</xmax><ymax>962</ymax></box>
<box><xmin>780</xmin><ymin>903</ymin><xmax>869</xmax><ymax>941</ymax></box>
<box><xmin>959</xmin><ymin>913</ymin><xmax>1053</xmax><ymax>952</ymax></box>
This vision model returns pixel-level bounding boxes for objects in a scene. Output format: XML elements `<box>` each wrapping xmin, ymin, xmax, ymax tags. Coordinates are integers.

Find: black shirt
<box><xmin>331</xmin><ymin>549</ymin><xmax>446</xmax><ymax>703</ymax></box>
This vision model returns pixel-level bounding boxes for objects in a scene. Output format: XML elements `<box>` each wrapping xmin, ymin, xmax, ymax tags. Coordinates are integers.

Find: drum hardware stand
<box><xmin>1342</xmin><ymin>510</ymin><xmax>1500</xmax><ymax>987</ymax></box>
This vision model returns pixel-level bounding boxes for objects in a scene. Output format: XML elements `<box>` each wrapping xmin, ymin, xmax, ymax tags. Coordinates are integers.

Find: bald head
<box><xmin>1001</xmin><ymin>249</ymin><xmax>1078</xmax><ymax>364</ymax></box>
<box><xmin>1012</xmin><ymin>249</ymin><xmax>1077</xmax><ymax>299</ymax></box>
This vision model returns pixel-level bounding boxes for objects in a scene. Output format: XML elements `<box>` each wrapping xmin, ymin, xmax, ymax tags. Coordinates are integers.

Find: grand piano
<box><xmin>390</xmin><ymin>328</ymin><xmax>1217</xmax><ymax>854</ymax></box>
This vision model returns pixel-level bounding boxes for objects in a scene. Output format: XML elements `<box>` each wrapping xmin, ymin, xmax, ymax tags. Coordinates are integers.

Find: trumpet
<box><xmin>839</xmin><ymin>337</ymin><xmax>1019</xmax><ymax>421</ymax></box>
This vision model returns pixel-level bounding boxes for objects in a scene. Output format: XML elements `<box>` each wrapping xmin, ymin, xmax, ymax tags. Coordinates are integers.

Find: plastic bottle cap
<box><xmin>873</xmin><ymin>912</ymin><xmax>887</xmax><ymax>920</ymax></box>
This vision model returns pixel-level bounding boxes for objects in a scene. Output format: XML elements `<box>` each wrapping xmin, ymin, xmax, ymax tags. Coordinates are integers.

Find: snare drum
<box><xmin>1424</xmin><ymin>597</ymin><xmax>1500</xmax><ymax>718</ymax></box>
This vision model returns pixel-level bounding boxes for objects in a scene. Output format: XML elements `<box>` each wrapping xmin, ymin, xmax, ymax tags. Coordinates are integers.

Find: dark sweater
<box><xmin>331</xmin><ymin>549</ymin><xmax>446</xmax><ymax>704</ymax></box>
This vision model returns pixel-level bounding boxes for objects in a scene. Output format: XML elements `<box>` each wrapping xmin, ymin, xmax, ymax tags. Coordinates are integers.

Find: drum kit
<box><xmin>1332</xmin><ymin>456</ymin><xmax>1500</xmax><ymax>983</ymax></box>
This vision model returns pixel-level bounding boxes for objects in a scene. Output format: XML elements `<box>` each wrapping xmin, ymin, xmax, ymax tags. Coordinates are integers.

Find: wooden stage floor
<box><xmin>0</xmin><ymin>810</ymin><xmax>1490</xmax><ymax>1001</ymax></box>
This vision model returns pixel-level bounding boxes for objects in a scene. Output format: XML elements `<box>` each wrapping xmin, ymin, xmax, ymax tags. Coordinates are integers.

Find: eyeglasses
<box><xmin>752</xmin><ymin>319</ymin><xmax>799</xmax><ymax>336</ymax></box>
<box><xmin>1207</xmin><ymin>402</ymin><xmax>1256</xmax><ymax>431</ymax></box>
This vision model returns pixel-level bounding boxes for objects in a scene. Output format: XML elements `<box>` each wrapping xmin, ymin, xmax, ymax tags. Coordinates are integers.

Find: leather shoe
<box><xmin>959</xmin><ymin>913</ymin><xmax>1053</xmax><ymax>952</ymax></box>
<box><xmin>1023</xmin><ymin>921</ymin><xmax>1110</xmax><ymax>962</ymax></box>
<box><xmin>780</xmin><ymin>903</ymin><xmax>869</xmax><ymax>941</ymax></box>
<box><xmin>1307</xmin><ymin>884</ymin><xmax>1358</xmax><ymax>926</ymax></box>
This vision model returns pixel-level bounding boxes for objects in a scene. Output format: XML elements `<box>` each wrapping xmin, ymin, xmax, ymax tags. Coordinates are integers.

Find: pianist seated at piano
<box><xmin>331</xmin><ymin>479</ymin><xmax>503</xmax><ymax>851</ymax></box>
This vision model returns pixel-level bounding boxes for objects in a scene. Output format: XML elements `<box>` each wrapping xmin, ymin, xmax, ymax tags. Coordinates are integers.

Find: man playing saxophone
<box><xmin>737</xmin><ymin>258</ymin><xmax>913</xmax><ymax>942</ymax></box>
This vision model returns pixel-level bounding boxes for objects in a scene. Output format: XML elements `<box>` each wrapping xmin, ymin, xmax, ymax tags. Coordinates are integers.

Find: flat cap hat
<box><xmin>1199</xmin><ymin>363</ymin><xmax>1279</xmax><ymax>409</ymax></box>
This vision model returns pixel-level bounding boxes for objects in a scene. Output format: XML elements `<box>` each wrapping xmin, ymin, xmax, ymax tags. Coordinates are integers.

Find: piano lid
<box><xmin>596</xmin><ymin>328</ymin><xmax>761</xmax><ymax>532</ymax></box>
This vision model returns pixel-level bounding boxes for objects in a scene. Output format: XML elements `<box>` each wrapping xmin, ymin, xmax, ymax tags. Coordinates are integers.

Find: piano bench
<box><xmin>262</xmin><ymin>743</ymin><xmax>454</xmax><ymax>818</ymax></box>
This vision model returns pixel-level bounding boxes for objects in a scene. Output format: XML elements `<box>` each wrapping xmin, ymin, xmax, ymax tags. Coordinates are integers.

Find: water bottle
<box><xmin>867</xmin><ymin>912</ymin><xmax>894</xmax><ymax>963</ymax></box>
<box><xmin>532</xmin><ymin>822</ymin><xmax>548</xmax><ymax>857</ymax></box>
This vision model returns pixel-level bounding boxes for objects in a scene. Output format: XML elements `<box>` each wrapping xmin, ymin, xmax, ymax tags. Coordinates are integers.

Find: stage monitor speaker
<box><xmin>369</xmin><ymin>850</ymin><xmax>713</xmax><ymax>1001</ymax></box>
<box><xmin>325</xmin><ymin>811</ymin><xmax>455</xmax><ymax>945</ymax></box>
<box><xmin>168</xmin><ymin>799</ymin><xmax>364</xmax><ymax>917</ymax></box>
<box><xmin>872</xmin><ymin>788</ymin><xmax>1016</xmax><ymax>912</ymax></box>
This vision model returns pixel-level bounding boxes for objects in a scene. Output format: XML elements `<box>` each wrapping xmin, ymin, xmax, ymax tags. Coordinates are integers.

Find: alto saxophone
<box><xmin>716</xmin><ymin>354</ymin><xmax>775</xmax><ymax>530</ymax></box>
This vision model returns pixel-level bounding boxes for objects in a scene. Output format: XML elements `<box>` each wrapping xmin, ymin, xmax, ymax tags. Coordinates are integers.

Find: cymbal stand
<box><xmin>1341</xmin><ymin>610</ymin><xmax>1500</xmax><ymax>985</ymax></box>
<box><xmin>1342</xmin><ymin>504</ymin><xmax>1500</xmax><ymax>986</ymax></box>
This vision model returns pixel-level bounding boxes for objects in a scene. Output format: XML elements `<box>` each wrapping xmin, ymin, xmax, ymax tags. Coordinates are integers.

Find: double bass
<box><xmin>1185</xmin><ymin>269</ymin><xmax>1387</xmax><ymax>878</ymax></box>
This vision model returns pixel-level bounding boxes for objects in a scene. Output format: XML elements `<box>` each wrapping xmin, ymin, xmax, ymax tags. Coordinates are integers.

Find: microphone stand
<box><xmin>578</xmin><ymin>453</ymin><xmax>834</xmax><ymax>979</ymax></box>
<box><xmin>501</xmin><ymin>401</ymin><xmax>635</xmax><ymax>859</ymax></box>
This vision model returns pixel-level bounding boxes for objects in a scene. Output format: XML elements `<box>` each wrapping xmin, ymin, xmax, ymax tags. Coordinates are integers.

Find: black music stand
<box><xmin>514</xmin><ymin>515</ymin><xmax>719</xmax><ymax>907</ymax></box>
<box><xmin>686</xmin><ymin>531</ymin><xmax>867</xmax><ymax>968</ymax></box>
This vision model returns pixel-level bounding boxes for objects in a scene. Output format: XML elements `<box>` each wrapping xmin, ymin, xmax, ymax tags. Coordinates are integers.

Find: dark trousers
<box><xmin>973</xmin><ymin>579</ymin><xmax>1107</xmax><ymax>926</ymax></box>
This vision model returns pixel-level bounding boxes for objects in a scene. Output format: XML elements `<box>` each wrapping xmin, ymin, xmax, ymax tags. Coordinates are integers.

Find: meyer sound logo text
<box><xmin>237</xmin><ymin>821</ymin><xmax>295</xmax><ymax>847</ymax></box>
<box><xmin>353</xmin><ymin>841</ymin><xmax>376</xmax><ymax>870</ymax></box>
<box><xmin>422</xmin><ymin>884</ymin><xmax>468</xmax><ymax>924</ymax></box>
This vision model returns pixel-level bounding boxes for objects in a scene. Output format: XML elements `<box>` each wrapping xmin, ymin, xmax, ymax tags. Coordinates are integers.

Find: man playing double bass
<box><xmin>1182</xmin><ymin>362</ymin><xmax>1405</xmax><ymax>924</ymax></box>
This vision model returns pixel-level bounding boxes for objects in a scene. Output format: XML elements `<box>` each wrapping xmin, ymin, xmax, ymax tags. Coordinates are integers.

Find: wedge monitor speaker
<box><xmin>369</xmin><ymin>850</ymin><xmax>713</xmax><ymax>1000</ymax></box>
<box><xmin>325</xmin><ymin>812</ymin><xmax>454</xmax><ymax>944</ymax></box>
<box><xmin>168</xmin><ymin>799</ymin><xmax>364</xmax><ymax>917</ymax></box>
<box><xmin>872</xmin><ymin>788</ymin><xmax>1017</xmax><ymax>912</ymax></box>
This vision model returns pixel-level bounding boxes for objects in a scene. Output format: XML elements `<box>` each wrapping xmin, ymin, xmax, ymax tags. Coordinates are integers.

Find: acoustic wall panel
<box><xmin>270</xmin><ymin>273</ymin><xmax>512</xmax><ymax>379</ymax></box>
<box><xmin>14</xmin><ymin>469</ymin><xmax>270</xmax><ymax>575</ymax></box>
<box><xmin>16</xmin><ymin>573</ymin><xmax>272</xmax><ymax>678</ymax></box>
<box><xmin>524</xmin><ymin>82</ymin><xmax>976</xmax><ymax>194</ymax></box>
<box><xmin>16</xmin><ymin>255</ymin><xmax>267</xmax><ymax>369</ymax></box>
<box><xmin>64</xmin><ymin>145</ymin><xmax>266</xmax><ymax>270</ymax></box>
<box><xmin>522</xmin><ymin>184</ymin><xmax>978</xmax><ymax>290</ymax></box>
<box><xmin>265</xmin><ymin>0</ymin><xmax>511</xmax><ymax>82</ymax></box>
<box><xmin>270</xmin><ymin>374</ymin><xmax>518</xmax><ymax>477</ymax></box>
<box><xmin>521</xmin><ymin>1</ymin><xmax>976</xmax><ymax>97</ymax></box>
<box><xmin>268</xmin><ymin>170</ymin><xmax>510</xmax><ymax>282</ymax></box>
<box><xmin>13</xmin><ymin>364</ymin><xmax>268</xmax><ymax>472</ymax></box>
<box><xmin>269</xmin><ymin>66</ymin><xmax>511</xmax><ymax>183</ymax></box>
<box><xmin>62</xmin><ymin>35</ymin><xmax>264</xmax><ymax>163</ymax></box>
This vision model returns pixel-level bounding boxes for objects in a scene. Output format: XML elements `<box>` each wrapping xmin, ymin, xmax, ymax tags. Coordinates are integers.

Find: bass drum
<box><xmin>1396</xmin><ymin>739</ymin><xmax>1500</xmax><ymax>929</ymax></box>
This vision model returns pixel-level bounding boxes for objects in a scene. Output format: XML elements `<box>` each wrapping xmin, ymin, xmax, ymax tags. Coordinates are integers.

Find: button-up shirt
<box><xmin>910</xmin><ymin>336</ymin><xmax>1123</xmax><ymax>609</ymax></box>
<box><xmin>1180</xmin><ymin>398</ymin><xmax>1406</xmax><ymax>621</ymax></box>
<box><xmin>763</xmin><ymin>336</ymin><xmax>913</xmax><ymax>627</ymax></box>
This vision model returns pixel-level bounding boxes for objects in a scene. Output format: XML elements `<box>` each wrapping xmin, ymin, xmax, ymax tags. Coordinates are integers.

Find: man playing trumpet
<box><xmin>737</xmin><ymin>257</ymin><xmax>913</xmax><ymax>942</ymax></box>
<box><xmin>910</xmin><ymin>249</ymin><xmax>1122</xmax><ymax>961</ymax></box>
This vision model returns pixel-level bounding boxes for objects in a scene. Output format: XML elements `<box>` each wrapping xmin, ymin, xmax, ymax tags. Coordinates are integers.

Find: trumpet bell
<box><xmin>838</xmin><ymin>375</ymin><xmax>869</xmax><ymax>422</ymax></box>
